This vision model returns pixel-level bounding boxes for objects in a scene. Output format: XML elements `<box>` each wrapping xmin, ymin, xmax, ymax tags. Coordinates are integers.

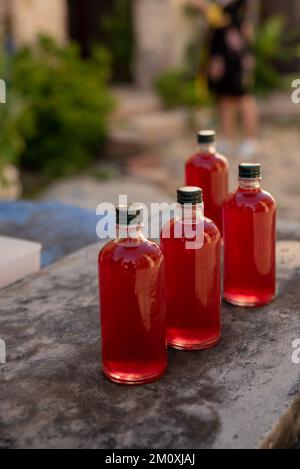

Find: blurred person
<box><xmin>188</xmin><ymin>0</ymin><xmax>259</xmax><ymax>158</ymax></box>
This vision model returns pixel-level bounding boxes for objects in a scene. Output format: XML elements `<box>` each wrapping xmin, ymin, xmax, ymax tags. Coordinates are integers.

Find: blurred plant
<box><xmin>155</xmin><ymin>69</ymin><xmax>212</xmax><ymax>109</ymax></box>
<box><xmin>253</xmin><ymin>16</ymin><xmax>300</xmax><ymax>95</ymax></box>
<box><xmin>1</xmin><ymin>36</ymin><xmax>114</xmax><ymax>178</ymax></box>
<box><xmin>0</xmin><ymin>43</ymin><xmax>30</xmax><ymax>185</ymax></box>
<box><xmin>101</xmin><ymin>0</ymin><xmax>134</xmax><ymax>82</ymax></box>
<box><xmin>0</xmin><ymin>93</ymin><xmax>31</xmax><ymax>185</ymax></box>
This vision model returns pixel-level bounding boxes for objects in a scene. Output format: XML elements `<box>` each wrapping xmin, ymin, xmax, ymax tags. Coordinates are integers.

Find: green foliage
<box><xmin>0</xmin><ymin>46</ymin><xmax>26</xmax><ymax>177</ymax></box>
<box><xmin>0</xmin><ymin>36</ymin><xmax>114</xmax><ymax>178</ymax></box>
<box><xmin>254</xmin><ymin>16</ymin><xmax>292</xmax><ymax>95</ymax></box>
<box><xmin>155</xmin><ymin>70</ymin><xmax>211</xmax><ymax>109</ymax></box>
<box><xmin>101</xmin><ymin>0</ymin><xmax>134</xmax><ymax>82</ymax></box>
<box><xmin>0</xmin><ymin>92</ymin><xmax>32</xmax><ymax>177</ymax></box>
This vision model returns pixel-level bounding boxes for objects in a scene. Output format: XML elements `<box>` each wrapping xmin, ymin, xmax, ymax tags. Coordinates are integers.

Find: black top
<box><xmin>177</xmin><ymin>187</ymin><xmax>203</xmax><ymax>205</ymax></box>
<box><xmin>224</xmin><ymin>0</ymin><xmax>248</xmax><ymax>28</ymax></box>
<box><xmin>116</xmin><ymin>204</ymin><xmax>143</xmax><ymax>226</ymax></box>
<box><xmin>197</xmin><ymin>130</ymin><xmax>216</xmax><ymax>144</ymax></box>
<box><xmin>239</xmin><ymin>163</ymin><xmax>261</xmax><ymax>179</ymax></box>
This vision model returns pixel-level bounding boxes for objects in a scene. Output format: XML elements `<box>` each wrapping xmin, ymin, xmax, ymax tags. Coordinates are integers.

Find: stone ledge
<box><xmin>277</xmin><ymin>220</ymin><xmax>300</xmax><ymax>242</ymax></box>
<box><xmin>0</xmin><ymin>240</ymin><xmax>299</xmax><ymax>449</ymax></box>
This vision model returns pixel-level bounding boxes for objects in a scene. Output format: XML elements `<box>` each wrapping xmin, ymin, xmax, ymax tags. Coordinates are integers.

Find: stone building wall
<box><xmin>133</xmin><ymin>0</ymin><xmax>200</xmax><ymax>90</ymax></box>
<box><xmin>0</xmin><ymin>0</ymin><xmax>9</xmax><ymax>38</ymax></box>
<box><xmin>0</xmin><ymin>0</ymin><xmax>68</xmax><ymax>45</ymax></box>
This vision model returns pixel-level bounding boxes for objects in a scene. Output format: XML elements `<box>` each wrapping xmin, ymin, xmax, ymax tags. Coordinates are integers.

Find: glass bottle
<box><xmin>185</xmin><ymin>130</ymin><xmax>229</xmax><ymax>235</ymax></box>
<box><xmin>98</xmin><ymin>204</ymin><xmax>167</xmax><ymax>384</ymax></box>
<box><xmin>161</xmin><ymin>187</ymin><xmax>221</xmax><ymax>350</ymax></box>
<box><xmin>223</xmin><ymin>163</ymin><xmax>276</xmax><ymax>307</ymax></box>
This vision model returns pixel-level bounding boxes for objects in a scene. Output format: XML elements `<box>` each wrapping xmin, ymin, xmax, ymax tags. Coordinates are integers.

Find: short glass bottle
<box><xmin>185</xmin><ymin>130</ymin><xmax>228</xmax><ymax>235</ymax></box>
<box><xmin>161</xmin><ymin>187</ymin><xmax>222</xmax><ymax>350</ymax></box>
<box><xmin>223</xmin><ymin>163</ymin><xmax>276</xmax><ymax>307</ymax></box>
<box><xmin>98</xmin><ymin>204</ymin><xmax>167</xmax><ymax>384</ymax></box>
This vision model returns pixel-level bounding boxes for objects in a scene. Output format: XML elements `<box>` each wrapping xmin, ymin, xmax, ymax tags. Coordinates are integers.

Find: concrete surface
<box><xmin>0</xmin><ymin>239</ymin><xmax>299</xmax><ymax>449</ymax></box>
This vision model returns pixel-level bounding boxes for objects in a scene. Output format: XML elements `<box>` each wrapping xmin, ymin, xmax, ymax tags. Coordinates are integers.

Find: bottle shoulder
<box><xmin>204</xmin><ymin>217</ymin><xmax>221</xmax><ymax>240</ymax></box>
<box><xmin>225</xmin><ymin>188</ymin><xmax>276</xmax><ymax>212</ymax></box>
<box><xmin>161</xmin><ymin>216</ymin><xmax>220</xmax><ymax>244</ymax></box>
<box><xmin>99</xmin><ymin>238</ymin><xmax>163</xmax><ymax>264</ymax></box>
<box><xmin>187</xmin><ymin>151</ymin><xmax>228</xmax><ymax>171</ymax></box>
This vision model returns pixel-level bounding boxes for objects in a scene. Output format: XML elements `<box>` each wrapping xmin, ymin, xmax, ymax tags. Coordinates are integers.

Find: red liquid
<box><xmin>99</xmin><ymin>235</ymin><xmax>167</xmax><ymax>384</ymax></box>
<box><xmin>223</xmin><ymin>186</ymin><xmax>276</xmax><ymax>306</ymax></box>
<box><xmin>186</xmin><ymin>151</ymin><xmax>228</xmax><ymax>234</ymax></box>
<box><xmin>161</xmin><ymin>218</ymin><xmax>221</xmax><ymax>350</ymax></box>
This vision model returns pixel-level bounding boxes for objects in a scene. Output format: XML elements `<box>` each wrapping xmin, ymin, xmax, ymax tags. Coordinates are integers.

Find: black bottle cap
<box><xmin>239</xmin><ymin>163</ymin><xmax>261</xmax><ymax>179</ymax></box>
<box><xmin>177</xmin><ymin>187</ymin><xmax>203</xmax><ymax>205</ymax></box>
<box><xmin>116</xmin><ymin>204</ymin><xmax>143</xmax><ymax>226</ymax></box>
<box><xmin>197</xmin><ymin>130</ymin><xmax>216</xmax><ymax>144</ymax></box>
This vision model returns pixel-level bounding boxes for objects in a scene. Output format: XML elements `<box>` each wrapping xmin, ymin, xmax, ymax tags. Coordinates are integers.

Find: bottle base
<box><xmin>168</xmin><ymin>335</ymin><xmax>220</xmax><ymax>351</ymax></box>
<box><xmin>224</xmin><ymin>292</ymin><xmax>275</xmax><ymax>308</ymax></box>
<box><xmin>102</xmin><ymin>365</ymin><xmax>167</xmax><ymax>385</ymax></box>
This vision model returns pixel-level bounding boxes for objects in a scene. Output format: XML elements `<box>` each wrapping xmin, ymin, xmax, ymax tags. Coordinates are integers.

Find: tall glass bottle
<box><xmin>99</xmin><ymin>204</ymin><xmax>167</xmax><ymax>384</ymax></box>
<box><xmin>223</xmin><ymin>163</ymin><xmax>276</xmax><ymax>307</ymax></box>
<box><xmin>185</xmin><ymin>130</ymin><xmax>228</xmax><ymax>234</ymax></box>
<box><xmin>161</xmin><ymin>187</ymin><xmax>221</xmax><ymax>350</ymax></box>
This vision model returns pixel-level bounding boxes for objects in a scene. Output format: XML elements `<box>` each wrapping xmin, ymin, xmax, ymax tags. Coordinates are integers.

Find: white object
<box><xmin>0</xmin><ymin>237</ymin><xmax>41</xmax><ymax>289</ymax></box>
<box><xmin>237</xmin><ymin>139</ymin><xmax>259</xmax><ymax>160</ymax></box>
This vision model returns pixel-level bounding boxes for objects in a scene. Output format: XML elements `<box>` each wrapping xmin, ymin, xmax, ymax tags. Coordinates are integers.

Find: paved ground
<box><xmin>38</xmin><ymin>88</ymin><xmax>300</xmax><ymax>221</ymax></box>
<box><xmin>40</xmin><ymin>122</ymin><xmax>300</xmax><ymax>223</ymax></box>
<box><xmin>41</xmin><ymin>176</ymin><xmax>172</xmax><ymax>211</ymax></box>
<box><xmin>126</xmin><ymin>123</ymin><xmax>300</xmax><ymax>223</ymax></box>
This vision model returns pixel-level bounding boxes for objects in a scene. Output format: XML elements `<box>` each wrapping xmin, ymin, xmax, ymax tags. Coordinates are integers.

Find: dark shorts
<box><xmin>208</xmin><ymin>27</ymin><xmax>254</xmax><ymax>98</ymax></box>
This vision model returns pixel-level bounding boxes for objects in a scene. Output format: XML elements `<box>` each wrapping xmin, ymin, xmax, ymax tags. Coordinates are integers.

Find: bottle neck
<box><xmin>116</xmin><ymin>223</ymin><xmax>146</xmax><ymax>241</ymax></box>
<box><xmin>176</xmin><ymin>203</ymin><xmax>204</xmax><ymax>223</ymax></box>
<box><xmin>197</xmin><ymin>143</ymin><xmax>216</xmax><ymax>154</ymax></box>
<box><xmin>239</xmin><ymin>178</ymin><xmax>261</xmax><ymax>190</ymax></box>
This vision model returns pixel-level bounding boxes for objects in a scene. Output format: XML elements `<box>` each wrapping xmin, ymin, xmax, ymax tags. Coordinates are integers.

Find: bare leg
<box><xmin>237</xmin><ymin>95</ymin><xmax>259</xmax><ymax>159</ymax></box>
<box><xmin>240</xmin><ymin>95</ymin><xmax>259</xmax><ymax>139</ymax></box>
<box><xmin>218</xmin><ymin>96</ymin><xmax>239</xmax><ymax>141</ymax></box>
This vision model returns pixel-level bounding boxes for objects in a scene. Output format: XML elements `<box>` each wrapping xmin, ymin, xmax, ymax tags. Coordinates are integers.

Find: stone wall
<box><xmin>0</xmin><ymin>0</ymin><xmax>9</xmax><ymax>38</ymax></box>
<box><xmin>134</xmin><ymin>0</ymin><xmax>200</xmax><ymax>90</ymax></box>
<box><xmin>7</xmin><ymin>0</ymin><xmax>68</xmax><ymax>45</ymax></box>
